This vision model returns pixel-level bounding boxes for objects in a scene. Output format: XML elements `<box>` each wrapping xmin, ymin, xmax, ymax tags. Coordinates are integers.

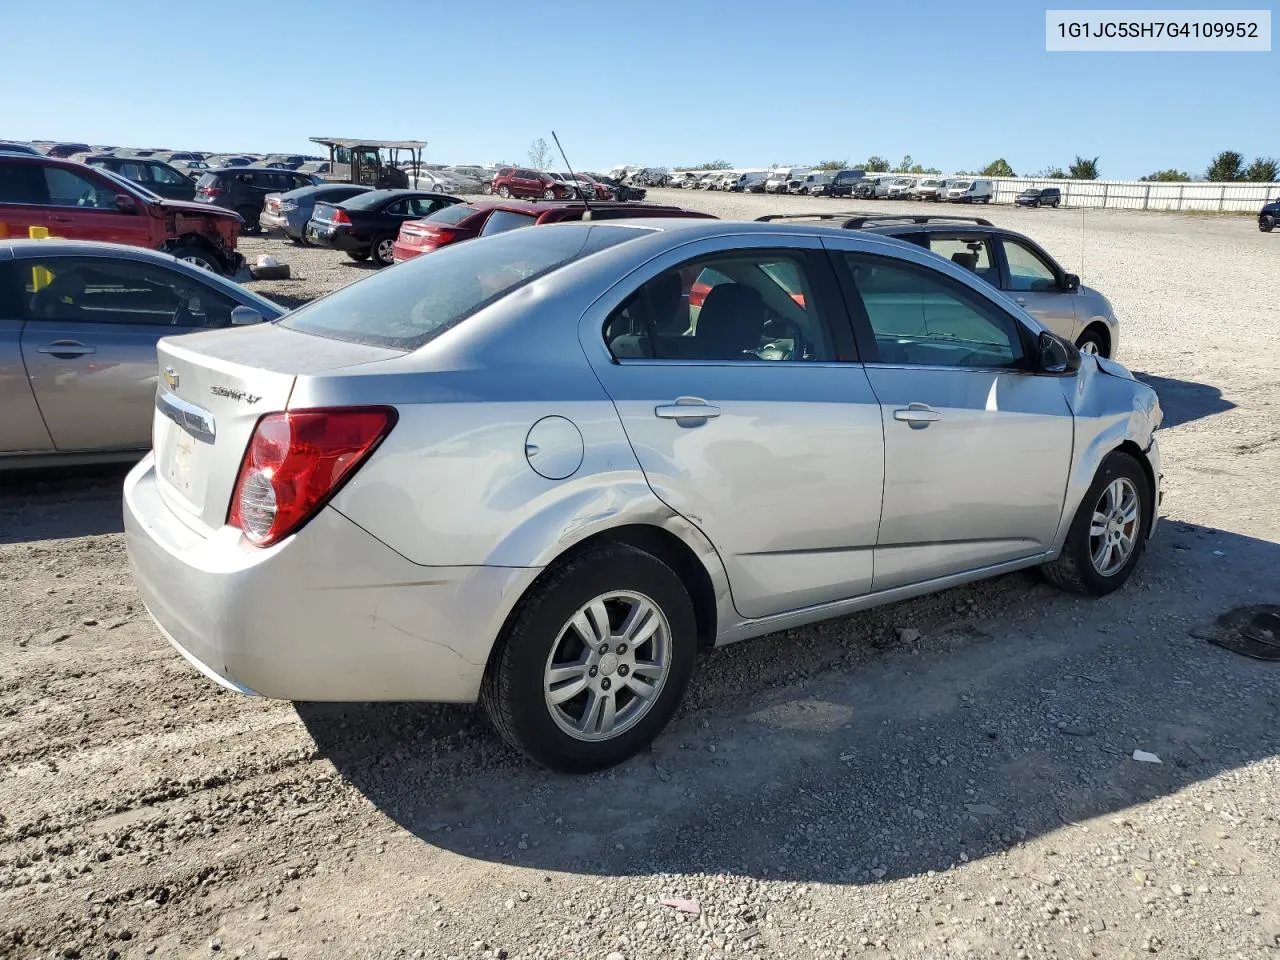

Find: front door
<box><xmin>995</xmin><ymin>235</ymin><xmax>1079</xmax><ymax>341</ymax></box>
<box><xmin>584</xmin><ymin>238</ymin><xmax>885</xmax><ymax>620</ymax></box>
<box><xmin>17</xmin><ymin>255</ymin><xmax>237</xmax><ymax>451</ymax></box>
<box><xmin>833</xmin><ymin>247</ymin><xmax>1074</xmax><ymax>590</ymax></box>
<box><xmin>41</xmin><ymin>166</ymin><xmax>153</xmax><ymax>247</ymax></box>
<box><xmin>0</xmin><ymin>159</ymin><xmax>54</xmax><ymax>240</ymax></box>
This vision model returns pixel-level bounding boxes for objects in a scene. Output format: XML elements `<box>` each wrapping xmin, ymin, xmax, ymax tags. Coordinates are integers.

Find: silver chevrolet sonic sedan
<box><xmin>124</xmin><ymin>218</ymin><xmax>1163</xmax><ymax>771</ymax></box>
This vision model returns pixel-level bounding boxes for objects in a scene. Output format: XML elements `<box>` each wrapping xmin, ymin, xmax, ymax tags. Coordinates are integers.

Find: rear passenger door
<box><xmin>17</xmin><ymin>256</ymin><xmax>240</xmax><ymax>451</ymax></box>
<box><xmin>582</xmin><ymin>235</ymin><xmax>885</xmax><ymax>619</ymax></box>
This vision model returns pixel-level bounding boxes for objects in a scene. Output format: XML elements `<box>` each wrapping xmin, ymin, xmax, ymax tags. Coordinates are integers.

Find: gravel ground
<box><xmin>2</xmin><ymin>191</ymin><xmax>1278</xmax><ymax>960</ymax></box>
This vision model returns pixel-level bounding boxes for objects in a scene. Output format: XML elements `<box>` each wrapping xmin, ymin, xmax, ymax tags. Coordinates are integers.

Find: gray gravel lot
<box><xmin>2</xmin><ymin>190</ymin><xmax>1278</xmax><ymax>960</ymax></box>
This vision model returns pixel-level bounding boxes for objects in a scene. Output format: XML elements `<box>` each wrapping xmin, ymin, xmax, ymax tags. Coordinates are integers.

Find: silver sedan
<box><xmin>124</xmin><ymin>219</ymin><xmax>1163</xmax><ymax>771</ymax></box>
<box><xmin>1</xmin><ymin>240</ymin><xmax>281</xmax><ymax>469</ymax></box>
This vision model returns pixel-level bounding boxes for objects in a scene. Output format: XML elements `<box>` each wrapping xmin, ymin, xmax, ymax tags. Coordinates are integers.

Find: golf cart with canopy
<box><xmin>308</xmin><ymin>138</ymin><xmax>427</xmax><ymax>189</ymax></box>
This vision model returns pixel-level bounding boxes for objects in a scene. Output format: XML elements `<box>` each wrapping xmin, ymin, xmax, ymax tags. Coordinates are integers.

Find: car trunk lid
<box><xmin>152</xmin><ymin>324</ymin><xmax>401</xmax><ymax>536</ymax></box>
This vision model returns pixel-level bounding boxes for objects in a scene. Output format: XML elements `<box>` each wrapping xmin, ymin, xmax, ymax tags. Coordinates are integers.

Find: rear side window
<box><xmin>280</xmin><ymin>224</ymin><xmax>646</xmax><ymax>351</ymax></box>
<box><xmin>197</xmin><ymin>173</ymin><xmax>219</xmax><ymax>188</ymax></box>
<box><xmin>0</xmin><ymin>161</ymin><xmax>50</xmax><ymax>204</ymax></box>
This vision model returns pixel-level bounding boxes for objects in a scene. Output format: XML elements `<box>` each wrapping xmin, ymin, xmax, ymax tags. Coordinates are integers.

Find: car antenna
<box><xmin>551</xmin><ymin>130</ymin><xmax>592</xmax><ymax>221</ymax></box>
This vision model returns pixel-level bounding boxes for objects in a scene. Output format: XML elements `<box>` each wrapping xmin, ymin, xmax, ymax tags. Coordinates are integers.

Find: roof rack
<box><xmin>755</xmin><ymin>212</ymin><xmax>993</xmax><ymax>229</ymax></box>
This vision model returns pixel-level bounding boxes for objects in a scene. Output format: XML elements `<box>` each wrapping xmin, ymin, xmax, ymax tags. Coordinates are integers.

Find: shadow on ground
<box><xmin>0</xmin><ymin>465</ymin><xmax>131</xmax><ymax>543</ymax></box>
<box><xmin>299</xmin><ymin>523</ymin><xmax>1280</xmax><ymax>886</ymax></box>
<box><xmin>1135</xmin><ymin>372</ymin><xmax>1234</xmax><ymax>428</ymax></box>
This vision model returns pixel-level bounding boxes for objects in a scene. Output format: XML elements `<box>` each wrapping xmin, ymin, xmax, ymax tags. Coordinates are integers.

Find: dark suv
<box><xmin>1015</xmin><ymin>187</ymin><xmax>1062</xmax><ymax>208</ymax></box>
<box><xmin>84</xmin><ymin>155</ymin><xmax>196</xmax><ymax>201</ymax></box>
<box><xmin>1259</xmin><ymin>197</ymin><xmax>1278</xmax><ymax>233</ymax></box>
<box><xmin>0</xmin><ymin>154</ymin><xmax>243</xmax><ymax>274</ymax></box>
<box><xmin>194</xmin><ymin>168</ymin><xmax>320</xmax><ymax>232</ymax></box>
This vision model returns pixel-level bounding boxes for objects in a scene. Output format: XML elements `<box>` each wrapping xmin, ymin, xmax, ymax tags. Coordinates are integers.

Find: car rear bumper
<box><xmin>260</xmin><ymin>209</ymin><xmax>301</xmax><ymax>237</ymax></box>
<box><xmin>123</xmin><ymin>455</ymin><xmax>539</xmax><ymax>702</ymax></box>
<box><xmin>306</xmin><ymin>222</ymin><xmax>365</xmax><ymax>252</ymax></box>
<box><xmin>391</xmin><ymin>239</ymin><xmax>427</xmax><ymax>263</ymax></box>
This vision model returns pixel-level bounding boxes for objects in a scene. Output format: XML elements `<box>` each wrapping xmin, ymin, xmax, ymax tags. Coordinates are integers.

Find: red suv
<box><xmin>392</xmin><ymin>199</ymin><xmax>715</xmax><ymax>263</ymax></box>
<box><xmin>0</xmin><ymin>154</ymin><xmax>244</xmax><ymax>275</ymax></box>
<box><xmin>491</xmin><ymin>167</ymin><xmax>574</xmax><ymax>201</ymax></box>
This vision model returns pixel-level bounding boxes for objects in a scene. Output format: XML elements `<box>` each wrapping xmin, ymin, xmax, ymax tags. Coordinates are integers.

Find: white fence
<box><xmin>987</xmin><ymin>177</ymin><xmax>1278</xmax><ymax>213</ymax></box>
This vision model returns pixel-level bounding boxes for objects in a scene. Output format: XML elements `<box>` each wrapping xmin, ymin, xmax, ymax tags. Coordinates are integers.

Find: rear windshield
<box><xmin>424</xmin><ymin>203</ymin><xmax>480</xmax><ymax>226</ymax></box>
<box><xmin>339</xmin><ymin>190</ymin><xmax>401</xmax><ymax>211</ymax></box>
<box><xmin>280</xmin><ymin>224</ymin><xmax>647</xmax><ymax>351</ymax></box>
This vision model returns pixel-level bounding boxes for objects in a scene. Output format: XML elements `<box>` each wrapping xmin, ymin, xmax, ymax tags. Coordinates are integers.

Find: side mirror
<box><xmin>1038</xmin><ymin>331</ymin><xmax>1080</xmax><ymax>374</ymax></box>
<box><xmin>1062</xmin><ymin>272</ymin><xmax>1080</xmax><ymax>292</ymax></box>
<box><xmin>230</xmin><ymin>305</ymin><xmax>264</xmax><ymax>326</ymax></box>
<box><xmin>115</xmin><ymin>194</ymin><xmax>136</xmax><ymax>213</ymax></box>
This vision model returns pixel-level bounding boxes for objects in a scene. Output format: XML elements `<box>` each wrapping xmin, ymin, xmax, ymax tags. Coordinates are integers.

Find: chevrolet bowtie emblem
<box><xmin>163</xmin><ymin>366</ymin><xmax>180</xmax><ymax>390</ymax></box>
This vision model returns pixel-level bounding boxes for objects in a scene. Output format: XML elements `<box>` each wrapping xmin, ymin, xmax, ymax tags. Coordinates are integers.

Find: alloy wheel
<box><xmin>181</xmin><ymin>254</ymin><xmax>216</xmax><ymax>272</ymax></box>
<box><xmin>543</xmin><ymin>591</ymin><xmax>672</xmax><ymax>742</ymax></box>
<box><xmin>376</xmin><ymin>239</ymin><xmax>394</xmax><ymax>263</ymax></box>
<box><xmin>1079</xmin><ymin>340</ymin><xmax>1100</xmax><ymax>355</ymax></box>
<box><xmin>1089</xmin><ymin>477</ymin><xmax>1140</xmax><ymax>576</ymax></box>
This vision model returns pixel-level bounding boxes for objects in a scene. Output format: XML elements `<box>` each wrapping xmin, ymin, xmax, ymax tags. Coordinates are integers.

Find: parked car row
<box><xmin>484</xmin><ymin>168</ymin><xmax>648</xmax><ymax>203</ymax></box>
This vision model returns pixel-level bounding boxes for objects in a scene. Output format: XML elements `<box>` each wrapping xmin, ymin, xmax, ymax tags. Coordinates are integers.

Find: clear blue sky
<box><xmin>1</xmin><ymin>0</ymin><xmax>1274</xmax><ymax>178</ymax></box>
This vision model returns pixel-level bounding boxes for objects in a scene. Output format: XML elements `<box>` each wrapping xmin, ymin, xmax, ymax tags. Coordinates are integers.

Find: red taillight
<box><xmin>227</xmin><ymin>407</ymin><xmax>397</xmax><ymax>547</ymax></box>
<box><xmin>199</xmin><ymin>186</ymin><xmax>223</xmax><ymax>198</ymax></box>
<box><xmin>331</xmin><ymin>208</ymin><xmax>351</xmax><ymax>224</ymax></box>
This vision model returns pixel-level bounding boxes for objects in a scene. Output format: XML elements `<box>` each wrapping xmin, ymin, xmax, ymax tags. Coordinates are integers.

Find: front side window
<box><xmin>844</xmin><ymin>254</ymin><xmax>1024</xmax><ymax>368</ymax></box>
<box><xmin>149</xmin><ymin>164</ymin><xmax>187</xmax><ymax>185</ymax></box>
<box><xmin>17</xmin><ymin>257</ymin><xmax>239</xmax><ymax>327</ymax></box>
<box><xmin>44</xmin><ymin>167</ymin><xmax>115</xmax><ymax>209</ymax></box>
<box><xmin>1001</xmin><ymin>239</ymin><xmax>1059</xmax><ymax>292</ymax></box>
<box><xmin>604</xmin><ymin>251</ymin><xmax>834</xmax><ymax>362</ymax></box>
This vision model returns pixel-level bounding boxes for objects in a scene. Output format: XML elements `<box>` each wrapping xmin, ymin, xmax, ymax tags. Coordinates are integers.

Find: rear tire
<box><xmin>370</xmin><ymin>234</ymin><xmax>396</xmax><ymax>267</ymax></box>
<box><xmin>480</xmin><ymin>544</ymin><xmax>698</xmax><ymax>772</ymax></box>
<box><xmin>1260</xmin><ymin>214</ymin><xmax>1276</xmax><ymax>233</ymax></box>
<box><xmin>1041</xmin><ymin>451</ymin><xmax>1150</xmax><ymax>596</ymax></box>
<box><xmin>236</xmin><ymin>205</ymin><xmax>260</xmax><ymax>235</ymax></box>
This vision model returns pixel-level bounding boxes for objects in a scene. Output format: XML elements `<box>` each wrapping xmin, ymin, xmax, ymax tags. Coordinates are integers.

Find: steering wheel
<box><xmin>759</xmin><ymin>313</ymin><xmax>807</xmax><ymax>361</ymax></box>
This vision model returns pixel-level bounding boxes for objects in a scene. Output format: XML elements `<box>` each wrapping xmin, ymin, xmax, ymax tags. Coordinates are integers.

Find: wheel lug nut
<box><xmin>588</xmin><ymin>666</ymin><xmax>598</xmax><ymax>677</ymax></box>
<box><xmin>599</xmin><ymin>644</ymin><xmax>609</xmax><ymax>655</ymax></box>
<box><xmin>618</xmin><ymin>664</ymin><xmax>629</xmax><ymax>677</ymax></box>
<box><xmin>617</xmin><ymin>644</ymin><xmax>627</xmax><ymax>655</ymax></box>
<box><xmin>601</xmin><ymin>678</ymin><xmax>611</xmax><ymax>691</ymax></box>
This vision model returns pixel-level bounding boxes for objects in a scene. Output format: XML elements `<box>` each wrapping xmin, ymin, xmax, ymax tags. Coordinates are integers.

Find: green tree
<box><xmin>527</xmin><ymin>138</ymin><xmax>551</xmax><ymax>170</ymax></box>
<box><xmin>909</xmin><ymin>164</ymin><xmax>942</xmax><ymax>175</ymax></box>
<box><xmin>1206</xmin><ymin>150</ymin><xmax>1245</xmax><ymax>182</ymax></box>
<box><xmin>1245</xmin><ymin>156</ymin><xmax>1280</xmax><ymax>182</ymax></box>
<box><xmin>981</xmin><ymin>158</ymin><xmax>1015</xmax><ymax>177</ymax></box>
<box><xmin>863</xmin><ymin>155</ymin><xmax>890</xmax><ymax>172</ymax></box>
<box><xmin>1037</xmin><ymin>166</ymin><xmax>1067</xmax><ymax>179</ymax></box>
<box><xmin>814</xmin><ymin>159</ymin><xmax>848</xmax><ymax>171</ymax></box>
<box><xmin>1139</xmin><ymin>169</ymin><xmax>1191</xmax><ymax>182</ymax></box>
<box><xmin>1068</xmin><ymin>155</ymin><xmax>1100</xmax><ymax>180</ymax></box>
<box><xmin>893</xmin><ymin>154</ymin><xmax>914</xmax><ymax>173</ymax></box>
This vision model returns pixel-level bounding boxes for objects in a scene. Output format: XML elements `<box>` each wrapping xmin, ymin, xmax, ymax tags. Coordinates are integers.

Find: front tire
<box><xmin>1261</xmin><ymin>214</ymin><xmax>1276</xmax><ymax>233</ymax></box>
<box><xmin>481</xmin><ymin>544</ymin><xmax>698</xmax><ymax>772</ymax></box>
<box><xmin>543</xmin><ymin>188</ymin><xmax>556</xmax><ymax>200</ymax></box>
<box><xmin>497</xmin><ymin>185</ymin><xmax>511</xmax><ymax>198</ymax></box>
<box><xmin>1041</xmin><ymin>451</ymin><xmax>1150</xmax><ymax>596</ymax></box>
<box><xmin>168</xmin><ymin>243</ymin><xmax>224</xmax><ymax>275</ymax></box>
<box><xmin>1075</xmin><ymin>327</ymin><xmax>1108</xmax><ymax>358</ymax></box>
<box><xmin>236</xmin><ymin>205</ymin><xmax>261</xmax><ymax>235</ymax></box>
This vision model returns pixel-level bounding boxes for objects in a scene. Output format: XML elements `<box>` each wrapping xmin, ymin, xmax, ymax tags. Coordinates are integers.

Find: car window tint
<box><xmin>150</xmin><ymin>164</ymin><xmax>186</xmax><ymax>185</ymax></box>
<box><xmin>118</xmin><ymin>162</ymin><xmax>145</xmax><ymax>181</ymax></box>
<box><xmin>1001</xmin><ymin>239</ymin><xmax>1058</xmax><ymax>292</ymax></box>
<box><xmin>479</xmin><ymin>209</ymin><xmax>537</xmax><ymax>236</ymax></box>
<box><xmin>843</xmin><ymin>255</ymin><xmax>1023</xmax><ymax>368</ymax></box>
<box><xmin>605</xmin><ymin>252</ymin><xmax>834</xmax><ymax>362</ymax></box>
<box><xmin>409</xmin><ymin>197</ymin><xmax>442</xmax><ymax>217</ymax></box>
<box><xmin>926</xmin><ymin>236</ymin><xmax>996</xmax><ymax>283</ymax></box>
<box><xmin>281</xmin><ymin>224</ymin><xmax>646</xmax><ymax>351</ymax></box>
<box><xmin>16</xmin><ymin>257</ymin><xmax>239</xmax><ymax>327</ymax></box>
<box><xmin>424</xmin><ymin>203</ymin><xmax>476</xmax><ymax>226</ymax></box>
<box><xmin>0</xmin><ymin>161</ymin><xmax>49</xmax><ymax>204</ymax></box>
<box><xmin>384</xmin><ymin>199</ymin><xmax>409</xmax><ymax>216</ymax></box>
<box><xmin>44</xmin><ymin>167</ymin><xmax>115</xmax><ymax>209</ymax></box>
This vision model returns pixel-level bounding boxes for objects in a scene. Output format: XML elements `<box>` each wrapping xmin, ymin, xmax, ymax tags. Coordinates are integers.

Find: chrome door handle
<box><xmin>38</xmin><ymin>340</ymin><xmax>97</xmax><ymax>358</ymax></box>
<box><xmin>893</xmin><ymin>403</ymin><xmax>941</xmax><ymax>428</ymax></box>
<box><xmin>655</xmin><ymin>397</ymin><xmax>721</xmax><ymax>423</ymax></box>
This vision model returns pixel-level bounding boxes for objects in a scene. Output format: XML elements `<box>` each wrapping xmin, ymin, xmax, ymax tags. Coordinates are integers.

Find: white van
<box><xmin>765</xmin><ymin>167</ymin><xmax>807</xmax><ymax>193</ymax></box>
<box><xmin>730</xmin><ymin>171</ymin><xmax>768</xmax><ymax>192</ymax></box>
<box><xmin>941</xmin><ymin>178</ymin><xmax>994</xmax><ymax>203</ymax></box>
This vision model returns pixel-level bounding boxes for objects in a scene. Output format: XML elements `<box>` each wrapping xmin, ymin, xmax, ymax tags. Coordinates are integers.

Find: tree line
<box><xmin>674</xmin><ymin>150</ymin><xmax>1280</xmax><ymax>183</ymax></box>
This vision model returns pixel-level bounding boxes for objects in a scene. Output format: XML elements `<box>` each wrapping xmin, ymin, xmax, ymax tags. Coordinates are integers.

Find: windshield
<box><xmin>280</xmin><ymin>225</ymin><xmax>648</xmax><ymax>351</ymax></box>
<box><xmin>952</xmin><ymin>181</ymin><xmax>972</xmax><ymax>189</ymax></box>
